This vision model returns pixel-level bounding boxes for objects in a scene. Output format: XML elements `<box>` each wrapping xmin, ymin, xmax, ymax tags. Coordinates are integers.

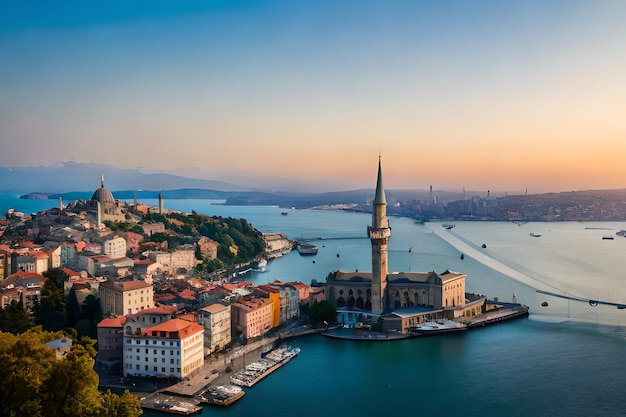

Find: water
<box><xmin>2</xmin><ymin>194</ymin><xmax>626</xmax><ymax>416</ymax></box>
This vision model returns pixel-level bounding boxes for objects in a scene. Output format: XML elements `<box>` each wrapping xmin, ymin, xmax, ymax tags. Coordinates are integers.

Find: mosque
<box><xmin>325</xmin><ymin>157</ymin><xmax>485</xmax><ymax>333</ymax></box>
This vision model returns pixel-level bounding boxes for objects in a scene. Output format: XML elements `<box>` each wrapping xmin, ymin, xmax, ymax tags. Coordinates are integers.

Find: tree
<box><xmin>0</xmin><ymin>299</ymin><xmax>34</xmax><ymax>334</ymax></box>
<box><xmin>0</xmin><ymin>328</ymin><xmax>142</xmax><ymax>417</ymax></box>
<box><xmin>307</xmin><ymin>300</ymin><xmax>337</xmax><ymax>326</ymax></box>
<box><xmin>35</xmin><ymin>269</ymin><xmax>68</xmax><ymax>332</ymax></box>
<box><xmin>99</xmin><ymin>390</ymin><xmax>143</xmax><ymax>417</ymax></box>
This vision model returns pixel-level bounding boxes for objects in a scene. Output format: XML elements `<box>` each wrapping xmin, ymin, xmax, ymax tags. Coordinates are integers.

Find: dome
<box><xmin>90</xmin><ymin>173</ymin><xmax>115</xmax><ymax>205</ymax></box>
<box><xmin>91</xmin><ymin>186</ymin><xmax>115</xmax><ymax>205</ymax></box>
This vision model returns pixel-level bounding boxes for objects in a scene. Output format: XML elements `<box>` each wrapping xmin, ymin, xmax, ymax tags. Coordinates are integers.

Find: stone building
<box><xmin>99</xmin><ymin>279</ymin><xmax>154</xmax><ymax>316</ymax></box>
<box><xmin>197</xmin><ymin>303</ymin><xmax>231</xmax><ymax>356</ymax></box>
<box><xmin>325</xmin><ymin>157</ymin><xmax>485</xmax><ymax>333</ymax></box>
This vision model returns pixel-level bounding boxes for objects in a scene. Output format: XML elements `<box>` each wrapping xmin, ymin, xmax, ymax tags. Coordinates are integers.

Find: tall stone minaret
<box><xmin>367</xmin><ymin>155</ymin><xmax>391</xmax><ymax>314</ymax></box>
<box><xmin>158</xmin><ymin>193</ymin><xmax>163</xmax><ymax>214</ymax></box>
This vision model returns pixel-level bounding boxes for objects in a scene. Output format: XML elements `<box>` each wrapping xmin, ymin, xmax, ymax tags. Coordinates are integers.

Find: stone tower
<box><xmin>367</xmin><ymin>156</ymin><xmax>391</xmax><ymax>314</ymax></box>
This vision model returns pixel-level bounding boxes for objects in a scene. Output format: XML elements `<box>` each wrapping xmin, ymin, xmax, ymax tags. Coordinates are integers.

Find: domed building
<box><xmin>91</xmin><ymin>173</ymin><xmax>117</xmax><ymax>216</ymax></box>
<box><xmin>88</xmin><ymin>173</ymin><xmax>125</xmax><ymax>223</ymax></box>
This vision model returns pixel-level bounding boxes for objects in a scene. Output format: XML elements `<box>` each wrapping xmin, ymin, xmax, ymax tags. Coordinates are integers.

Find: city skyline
<box><xmin>2</xmin><ymin>1</ymin><xmax>626</xmax><ymax>193</ymax></box>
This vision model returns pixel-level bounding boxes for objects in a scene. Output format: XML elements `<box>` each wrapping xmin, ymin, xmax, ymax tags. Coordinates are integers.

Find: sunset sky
<box><xmin>2</xmin><ymin>1</ymin><xmax>626</xmax><ymax>193</ymax></box>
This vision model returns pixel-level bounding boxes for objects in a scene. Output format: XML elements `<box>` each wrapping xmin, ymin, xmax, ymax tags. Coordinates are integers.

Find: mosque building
<box><xmin>64</xmin><ymin>173</ymin><xmax>127</xmax><ymax>225</ymax></box>
<box><xmin>325</xmin><ymin>157</ymin><xmax>485</xmax><ymax>333</ymax></box>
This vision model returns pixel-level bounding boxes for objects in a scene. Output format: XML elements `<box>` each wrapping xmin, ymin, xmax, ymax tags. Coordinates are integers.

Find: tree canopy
<box><xmin>0</xmin><ymin>328</ymin><xmax>141</xmax><ymax>417</ymax></box>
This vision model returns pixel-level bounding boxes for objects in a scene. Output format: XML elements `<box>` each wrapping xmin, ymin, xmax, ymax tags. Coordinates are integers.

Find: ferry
<box><xmin>297</xmin><ymin>242</ymin><xmax>318</xmax><ymax>255</ymax></box>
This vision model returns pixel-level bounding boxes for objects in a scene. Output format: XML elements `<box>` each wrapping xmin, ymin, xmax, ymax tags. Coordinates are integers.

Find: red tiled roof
<box><xmin>61</xmin><ymin>267</ymin><xmax>79</xmax><ymax>277</ymax></box>
<box><xmin>178</xmin><ymin>289</ymin><xmax>196</xmax><ymax>300</ymax></box>
<box><xmin>200</xmin><ymin>303</ymin><xmax>228</xmax><ymax>314</ymax></box>
<box><xmin>98</xmin><ymin>316</ymin><xmax>127</xmax><ymax>328</ymax></box>
<box><xmin>121</xmin><ymin>281</ymin><xmax>152</xmax><ymax>291</ymax></box>
<box><xmin>135</xmin><ymin>305</ymin><xmax>178</xmax><ymax>315</ymax></box>
<box><xmin>144</xmin><ymin>318</ymin><xmax>203</xmax><ymax>338</ymax></box>
<box><xmin>27</xmin><ymin>251</ymin><xmax>49</xmax><ymax>259</ymax></box>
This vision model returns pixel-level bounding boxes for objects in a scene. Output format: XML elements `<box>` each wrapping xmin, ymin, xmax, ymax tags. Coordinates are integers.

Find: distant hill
<box><xmin>0</xmin><ymin>161</ymin><xmax>253</xmax><ymax>193</ymax></box>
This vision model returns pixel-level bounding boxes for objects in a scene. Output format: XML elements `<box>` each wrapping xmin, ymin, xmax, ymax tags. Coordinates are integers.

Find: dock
<box><xmin>467</xmin><ymin>304</ymin><xmax>529</xmax><ymax>328</ymax></box>
<box><xmin>229</xmin><ymin>346</ymin><xmax>300</xmax><ymax>387</ymax></box>
<box><xmin>140</xmin><ymin>393</ymin><xmax>202</xmax><ymax>415</ymax></box>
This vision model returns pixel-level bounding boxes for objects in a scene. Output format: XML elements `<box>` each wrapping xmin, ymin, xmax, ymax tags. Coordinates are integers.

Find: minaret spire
<box><xmin>368</xmin><ymin>155</ymin><xmax>391</xmax><ymax>314</ymax></box>
<box><xmin>374</xmin><ymin>154</ymin><xmax>386</xmax><ymax>205</ymax></box>
<box><xmin>100</xmin><ymin>172</ymin><xmax>105</xmax><ymax>188</ymax></box>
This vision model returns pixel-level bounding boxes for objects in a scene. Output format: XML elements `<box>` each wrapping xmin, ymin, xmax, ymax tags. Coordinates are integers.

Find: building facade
<box><xmin>99</xmin><ymin>279</ymin><xmax>154</xmax><ymax>316</ymax></box>
<box><xmin>230</xmin><ymin>298</ymin><xmax>273</xmax><ymax>340</ymax></box>
<box><xmin>197</xmin><ymin>304</ymin><xmax>231</xmax><ymax>356</ymax></box>
<box><xmin>123</xmin><ymin>318</ymin><xmax>204</xmax><ymax>379</ymax></box>
<box><xmin>325</xmin><ymin>157</ymin><xmax>483</xmax><ymax>333</ymax></box>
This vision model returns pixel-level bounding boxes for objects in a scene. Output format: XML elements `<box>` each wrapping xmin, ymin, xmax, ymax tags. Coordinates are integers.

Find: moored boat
<box><xmin>410</xmin><ymin>319</ymin><xmax>467</xmax><ymax>335</ymax></box>
<box><xmin>199</xmin><ymin>384</ymin><xmax>245</xmax><ymax>407</ymax></box>
<box><xmin>297</xmin><ymin>243</ymin><xmax>318</xmax><ymax>255</ymax></box>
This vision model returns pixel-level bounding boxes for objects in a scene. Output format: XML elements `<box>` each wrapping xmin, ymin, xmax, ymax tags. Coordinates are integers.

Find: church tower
<box><xmin>367</xmin><ymin>156</ymin><xmax>391</xmax><ymax>314</ymax></box>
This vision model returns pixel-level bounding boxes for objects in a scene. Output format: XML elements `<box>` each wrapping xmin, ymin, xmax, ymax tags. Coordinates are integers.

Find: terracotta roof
<box><xmin>61</xmin><ymin>267</ymin><xmax>80</xmax><ymax>277</ymax></box>
<box><xmin>27</xmin><ymin>251</ymin><xmax>49</xmax><ymax>259</ymax></box>
<box><xmin>98</xmin><ymin>316</ymin><xmax>127</xmax><ymax>328</ymax></box>
<box><xmin>200</xmin><ymin>303</ymin><xmax>228</xmax><ymax>314</ymax></box>
<box><xmin>135</xmin><ymin>306</ymin><xmax>178</xmax><ymax>316</ymax></box>
<box><xmin>144</xmin><ymin>318</ymin><xmax>203</xmax><ymax>339</ymax></box>
<box><xmin>121</xmin><ymin>280</ymin><xmax>152</xmax><ymax>291</ymax></box>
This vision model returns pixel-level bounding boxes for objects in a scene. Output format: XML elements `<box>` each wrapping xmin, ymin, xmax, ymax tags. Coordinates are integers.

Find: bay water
<box><xmin>2</xmin><ymin>194</ymin><xmax>626</xmax><ymax>416</ymax></box>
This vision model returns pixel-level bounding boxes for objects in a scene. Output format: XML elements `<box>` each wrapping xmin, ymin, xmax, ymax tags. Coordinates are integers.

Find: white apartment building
<box><xmin>103</xmin><ymin>236</ymin><xmax>127</xmax><ymax>258</ymax></box>
<box><xmin>197</xmin><ymin>304</ymin><xmax>231</xmax><ymax>356</ymax></box>
<box><xmin>123</xmin><ymin>318</ymin><xmax>204</xmax><ymax>379</ymax></box>
<box><xmin>99</xmin><ymin>279</ymin><xmax>154</xmax><ymax>316</ymax></box>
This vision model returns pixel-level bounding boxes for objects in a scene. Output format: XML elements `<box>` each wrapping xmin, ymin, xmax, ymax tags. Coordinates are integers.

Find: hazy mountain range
<box><xmin>1</xmin><ymin>161</ymin><xmax>473</xmax><ymax>209</ymax></box>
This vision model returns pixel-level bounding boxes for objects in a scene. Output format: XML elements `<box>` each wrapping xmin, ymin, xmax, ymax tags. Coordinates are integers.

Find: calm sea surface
<box><xmin>2</xmin><ymin>194</ymin><xmax>626</xmax><ymax>416</ymax></box>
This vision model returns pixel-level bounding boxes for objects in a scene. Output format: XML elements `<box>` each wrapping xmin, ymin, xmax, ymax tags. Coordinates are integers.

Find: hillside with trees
<box><xmin>0</xmin><ymin>328</ymin><xmax>141</xmax><ymax>417</ymax></box>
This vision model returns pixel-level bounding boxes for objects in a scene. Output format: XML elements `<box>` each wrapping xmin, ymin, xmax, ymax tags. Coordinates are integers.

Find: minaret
<box><xmin>100</xmin><ymin>172</ymin><xmax>105</xmax><ymax>188</ymax></box>
<box><xmin>158</xmin><ymin>193</ymin><xmax>163</xmax><ymax>214</ymax></box>
<box><xmin>367</xmin><ymin>155</ymin><xmax>392</xmax><ymax>314</ymax></box>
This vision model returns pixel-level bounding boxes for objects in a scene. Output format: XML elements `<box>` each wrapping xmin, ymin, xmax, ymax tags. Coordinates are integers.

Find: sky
<box><xmin>1</xmin><ymin>0</ymin><xmax>626</xmax><ymax>193</ymax></box>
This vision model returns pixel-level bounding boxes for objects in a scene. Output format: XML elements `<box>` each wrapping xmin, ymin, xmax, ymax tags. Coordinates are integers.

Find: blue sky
<box><xmin>2</xmin><ymin>1</ymin><xmax>626</xmax><ymax>192</ymax></box>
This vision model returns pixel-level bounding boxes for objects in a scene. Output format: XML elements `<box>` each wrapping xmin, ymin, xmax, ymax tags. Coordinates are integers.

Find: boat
<box><xmin>229</xmin><ymin>346</ymin><xmax>300</xmax><ymax>388</ymax></box>
<box><xmin>460</xmin><ymin>253</ymin><xmax>464</xmax><ymax>260</ymax></box>
<box><xmin>530</xmin><ymin>233</ymin><xmax>542</xmax><ymax>237</ymax></box>
<box><xmin>199</xmin><ymin>384</ymin><xmax>245</xmax><ymax>407</ymax></box>
<box><xmin>410</xmin><ymin>319</ymin><xmax>467</xmax><ymax>335</ymax></box>
<box><xmin>297</xmin><ymin>243</ymin><xmax>318</xmax><ymax>255</ymax></box>
<box><xmin>281</xmin><ymin>212</ymin><xmax>288</xmax><ymax>216</ymax></box>
<box><xmin>255</xmin><ymin>258</ymin><xmax>267</xmax><ymax>271</ymax></box>
<box><xmin>602</xmin><ymin>236</ymin><xmax>614</xmax><ymax>240</ymax></box>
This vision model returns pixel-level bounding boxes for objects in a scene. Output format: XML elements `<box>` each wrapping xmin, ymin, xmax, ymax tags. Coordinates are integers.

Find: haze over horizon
<box><xmin>2</xmin><ymin>1</ymin><xmax>626</xmax><ymax>194</ymax></box>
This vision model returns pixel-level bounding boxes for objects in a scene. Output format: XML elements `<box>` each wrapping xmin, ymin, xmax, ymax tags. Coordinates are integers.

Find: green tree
<box><xmin>308</xmin><ymin>300</ymin><xmax>337</xmax><ymax>326</ymax></box>
<box><xmin>0</xmin><ymin>299</ymin><xmax>34</xmax><ymax>334</ymax></box>
<box><xmin>35</xmin><ymin>269</ymin><xmax>68</xmax><ymax>332</ymax></box>
<box><xmin>99</xmin><ymin>390</ymin><xmax>143</xmax><ymax>417</ymax></box>
<box><xmin>0</xmin><ymin>328</ymin><xmax>142</xmax><ymax>417</ymax></box>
